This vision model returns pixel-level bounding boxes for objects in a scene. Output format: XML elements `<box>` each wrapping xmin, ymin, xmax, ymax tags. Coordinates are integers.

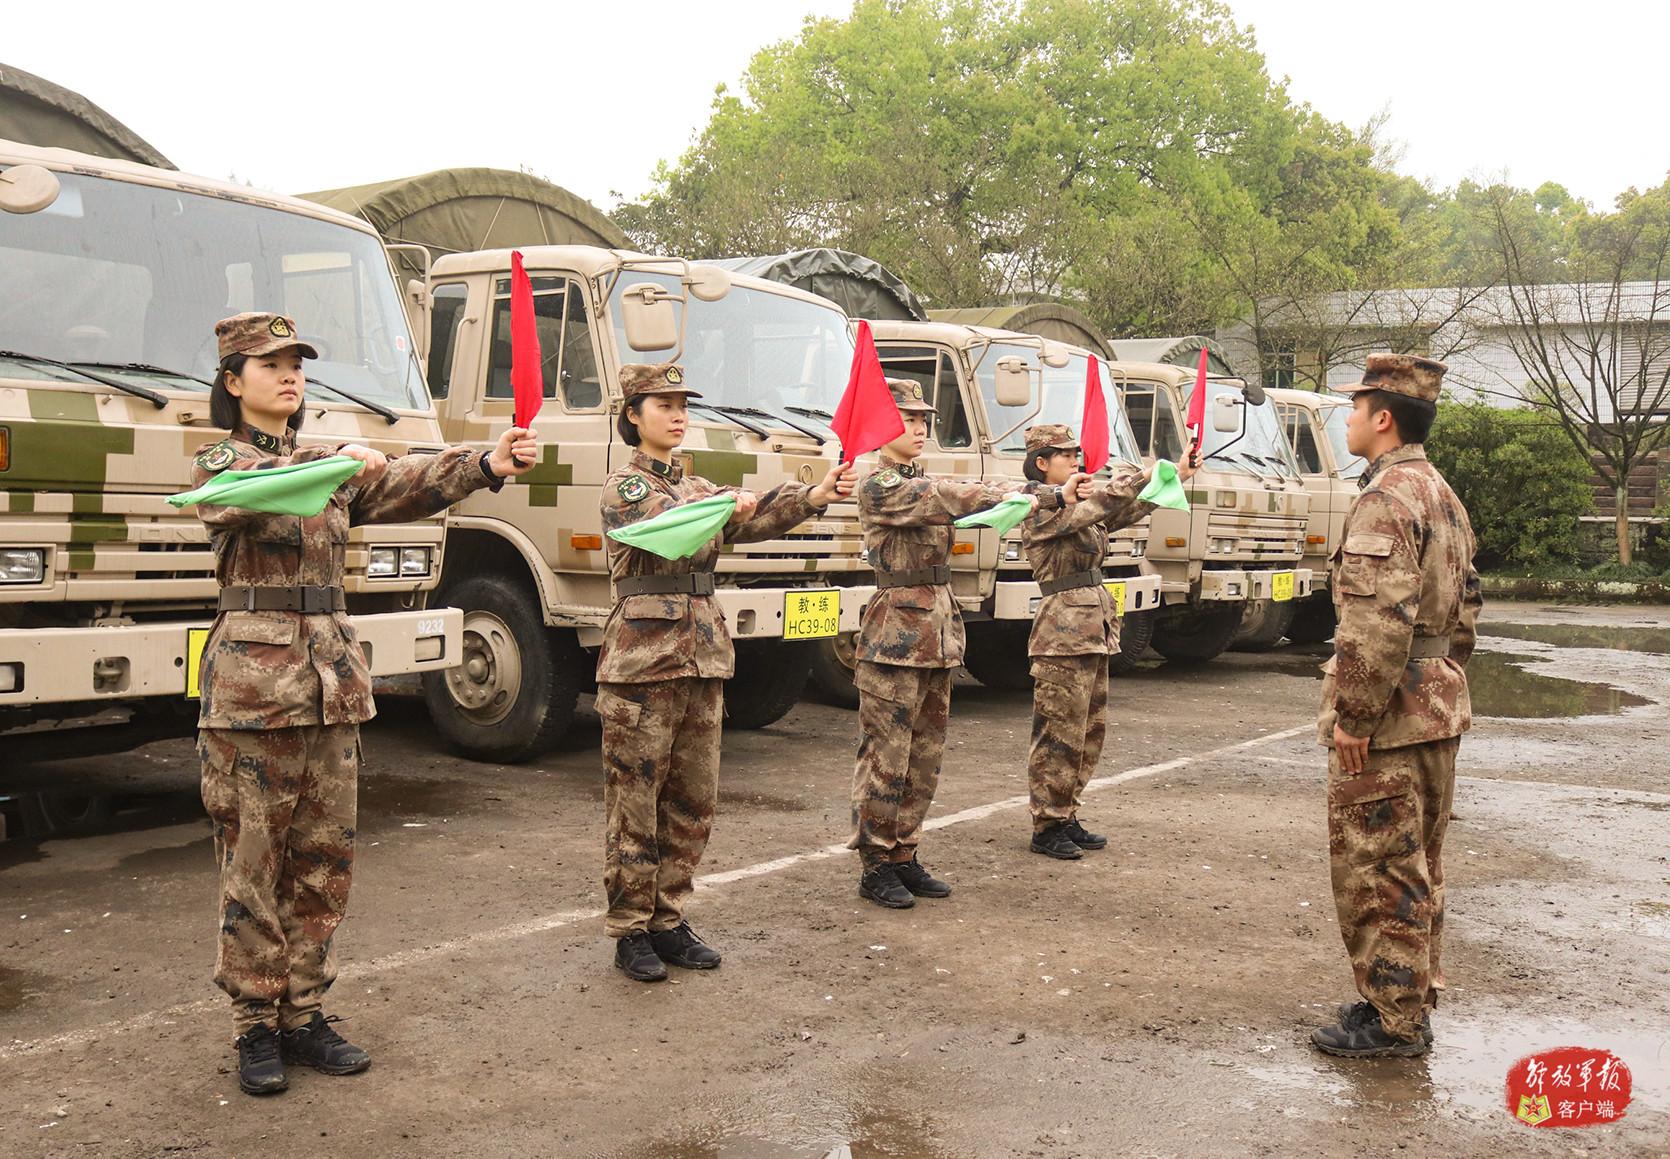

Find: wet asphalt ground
<box><xmin>1</xmin><ymin>601</ymin><xmax>1666</xmax><ymax>1157</ymax></box>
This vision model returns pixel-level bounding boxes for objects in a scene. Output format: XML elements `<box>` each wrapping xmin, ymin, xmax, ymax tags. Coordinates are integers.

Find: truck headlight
<box><xmin>399</xmin><ymin>547</ymin><xmax>433</xmax><ymax>577</ymax></box>
<box><xmin>368</xmin><ymin>547</ymin><xmax>398</xmax><ymax>577</ymax></box>
<box><xmin>1004</xmin><ymin>541</ymin><xmax>1022</xmax><ymax>562</ymax></box>
<box><xmin>1210</xmin><ymin>537</ymin><xmax>1235</xmax><ymax>554</ymax></box>
<box><xmin>1129</xmin><ymin>538</ymin><xmax>1147</xmax><ymax>557</ymax></box>
<box><xmin>0</xmin><ymin>548</ymin><xmax>45</xmax><ymax>583</ymax></box>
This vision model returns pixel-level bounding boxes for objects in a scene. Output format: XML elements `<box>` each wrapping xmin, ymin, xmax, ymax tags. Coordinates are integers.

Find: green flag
<box><xmin>954</xmin><ymin>495</ymin><xmax>1034</xmax><ymax>537</ymax></box>
<box><xmin>1138</xmin><ymin>459</ymin><xmax>1190</xmax><ymax>511</ymax></box>
<box><xmin>168</xmin><ymin>455</ymin><xmax>365</xmax><ymax>517</ymax></box>
<box><xmin>607</xmin><ymin>494</ymin><xmax>738</xmax><ymax>560</ymax></box>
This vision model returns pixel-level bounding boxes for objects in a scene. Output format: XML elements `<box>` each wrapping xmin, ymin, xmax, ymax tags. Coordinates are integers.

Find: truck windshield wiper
<box><xmin>690</xmin><ymin>402</ymin><xmax>771</xmax><ymax>438</ymax></box>
<box><xmin>720</xmin><ymin>404</ymin><xmax>827</xmax><ymax>445</ymax></box>
<box><xmin>308</xmin><ymin>378</ymin><xmax>400</xmax><ymax>425</ymax></box>
<box><xmin>785</xmin><ymin>405</ymin><xmax>834</xmax><ymax>420</ymax></box>
<box><xmin>0</xmin><ymin>350</ymin><xmax>167</xmax><ymax>408</ymax></box>
<box><xmin>73</xmin><ymin>361</ymin><xmax>216</xmax><ymax>389</ymax></box>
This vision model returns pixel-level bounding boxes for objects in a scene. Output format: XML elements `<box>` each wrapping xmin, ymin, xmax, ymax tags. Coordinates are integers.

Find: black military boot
<box><xmin>1311</xmin><ymin>1003</ymin><xmax>1429</xmax><ymax>1058</ymax></box>
<box><xmin>858</xmin><ymin>862</ymin><xmax>915</xmax><ymax>909</ymax></box>
<box><xmin>895</xmin><ymin>856</ymin><xmax>952</xmax><ymax>898</ymax></box>
<box><xmin>650</xmin><ymin>921</ymin><xmax>722</xmax><ymax>970</ymax></box>
<box><xmin>1030</xmin><ymin>823</ymin><xmax>1084</xmax><ymax>860</ymax></box>
<box><xmin>234</xmin><ymin>1024</ymin><xmax>288</xmax><ymax>1095</ymax></box>
<box><xmin>614</xmin><ymin>931</ymin><xmax>668</xmax><ymax>981</ymax></box>
<box><xmin>280</xmin><ymin>1013</ymin><xmax>371</xmax><ymax>1075</ymax></box>
<box><xmin>1337</xmin><ymin>999</ymin><xmax>1434</xmax><ymax>1047</ymax></box>
<box><xmin>1062</xmin><ymin>818</ymin><xmax>1108</xmax><ymax>850</ymax></box>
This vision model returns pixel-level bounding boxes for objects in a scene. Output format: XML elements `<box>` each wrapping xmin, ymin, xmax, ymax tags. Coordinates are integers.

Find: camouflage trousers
<box><xmin>848</xmin><ymin>662</ymin><xmax>952</xmax><ymax>866</ymax></box>
<box><xmin>1027</xmin><ymin>654</ymin><xmax>1109</xmax><ymax>833</ymax></box>
<box><xmin>198</xmin><ymin>724</ymin><xmax>358</xmax><ymax>1037</ymax></box>
<box><xmin>1327</xmin><ymin>735</ymin><xmax>1459</xmax><ymax>1041</ymax></box>
<box><xmin>598</xmin><ymin>678</ymin><xmax>723</xmax><ymax>938</ymax></box>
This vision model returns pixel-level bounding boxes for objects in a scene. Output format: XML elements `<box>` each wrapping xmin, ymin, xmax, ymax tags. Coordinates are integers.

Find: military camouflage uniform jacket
<box><xmin>1318</xmin><ymin>444</ymin><xmax>1483</xmax><ymax>748</ymax></box>
<box><xmin>596</xmin><ymin>450</ymin><xmax>817</xmax><ymax>683</ymax></box>
<box><xmin>1023</xmin><ymin>467</ymin><xmax>1152</xmax><ymax>657</ymax></box>
<box><xmin>855</xmin><ymin>459</ymin><xmax>1039</xmax><ymax>668</ymax></box>
<box><xmin>192</xmin><ymin>424</ymin><xmax>498</xmax><ymax>729</ymax></box>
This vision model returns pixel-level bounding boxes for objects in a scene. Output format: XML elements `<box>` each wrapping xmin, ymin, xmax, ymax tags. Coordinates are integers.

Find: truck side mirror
<box><xmin>0</xmin><ymin>164</ymin><xmax>61</xmax><ymax>214</ymax></box>
<box><xmin>1242</xmin><ymin>381</ymin><xmax>1267</xmax><ymax>406</ymax></box>
<box><xmin>687</xmin><ymin>265</ymin><xmax>732</xmax><ymax>302</ymax></box>
<box><xmin>1211</xmin><ymin>393</ymin><xmax>1242</xmax><ymax>433</ymax></box>
<box><xmin>994</xmin><ymin>356</ymin><xmax>1033</xmax><ymax>407</ymax></box>
<box><xmin>621</xmin><ymin>282</ymin><xmax>679</xmax><ymax>351</ymax></box>
<box><xmin>1040</xmin><ymin>342</ymin><xmax>1072</xmax><ymax>369</ymax></box>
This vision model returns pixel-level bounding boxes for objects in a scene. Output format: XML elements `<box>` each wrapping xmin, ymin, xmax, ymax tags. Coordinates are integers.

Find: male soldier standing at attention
<box><xmin>1310</xmin><ymin>354</ymin><xmax>1482</xmax><ymax>1058</ymax></box>
<box><xmin>849</xmin><ymin>379</ymin><xmax>1040</xmax><ymax>908</ymax></box>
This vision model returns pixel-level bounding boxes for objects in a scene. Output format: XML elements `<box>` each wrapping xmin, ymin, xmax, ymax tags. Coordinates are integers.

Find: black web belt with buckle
<box><xmin>614</xmin><ymin>573</ymin><xmax>717</xmax><ymax>598</ymax></box>
<box><xmin>1037</xmin><ymin>567</ymin><xmax>1104</xmax><ymax>597</ymax></box>
<box><xmin>218</xmin><ymin>585</ymin><xmax>345</xmax><ymax>614</ymax></box>
<box><xmin>874</xmin><ymin>565</ymin><xmax>952</xmax><ymax>589</ymax></box>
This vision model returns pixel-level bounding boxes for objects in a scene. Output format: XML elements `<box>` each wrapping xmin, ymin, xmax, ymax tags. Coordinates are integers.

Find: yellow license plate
<box><xmin>1102</xmin><ymin>580</ymin><xmax>1127</xmax><ymax>618</ymax></box>
<box><xmin>784</xmin><ymin>590</ymin><xmax>841</xmax><ymax>640</ymax></box>
<box><xmin>186</xmin><ymin>627</ymin><xmax>210</xmax><ymax>698</ymax></box>
<box><xmin>1271</xmin><ymin>572</ymin><xmax>1295</xmax><ymax>602</ymax></box>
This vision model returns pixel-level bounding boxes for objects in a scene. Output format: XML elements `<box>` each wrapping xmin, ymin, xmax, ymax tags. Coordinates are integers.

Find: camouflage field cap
<box><xmin>215</xmin><ymin>312</ymin><xmax>319</xmax><ymax>360</ymax></box>
<box><xmin>886</xmin><ymin>377</ymin><xmax>936</xmax><ymax>415</ymax></box>
<box><xmin>1024</xmin><ymin>423</ymin><xmax>1080</xmax><ymax>455</ymax></box>
<box><xmin>620</xmin><ymin>362</ymin><xmax>702</xmax><ymax>399</ymax></box>
<box><xmin>1334</xmin><ymin>353</ymin><xmax>1448</xmax><ymax>402</ymax></box>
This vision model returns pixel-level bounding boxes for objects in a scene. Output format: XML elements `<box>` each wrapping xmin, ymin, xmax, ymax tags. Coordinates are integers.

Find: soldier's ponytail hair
<box><xmin>1363</xmin><ymin>389</ymin><xmax>1435</xmax><ymax>445</ymax></box>
<box><xmin>616</xmin><ymin>394</ymin><xmax>645</xmax><ymax>447</ymax></box>
<box><xmin>1023</xmin><ymin>449</ymin><xmax>1066</xmax><ymax>483</ymax></box>
<box><xmin>210</xmin><ymin>354</ymin><xmax>306</xmax><ymax>435</ymax></box>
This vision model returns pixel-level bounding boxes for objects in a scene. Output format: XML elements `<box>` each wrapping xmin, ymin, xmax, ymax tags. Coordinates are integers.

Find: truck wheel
<box><xmin>724</xmin><ymin>640</ymin><xmax>812</xmax><ymax>729</ymax></box>
<box><xmin>1151</xmin><ymin>604</ymin><xmax>1245</xmax><ymax>664</ymax></box>
<box><xmin>1231</xmin><ymin>599</ymin><xmax>1298</xmax><ymax>652</ymax></box>
<box><xmin>1284</xmin><ymin>595</ymin><xmax>1338</xmax><ymax>645</ymax></box>
<box><xmin>961</xmin><ymin>621</ymin><xmax>1034</xmax><ymax>690</ymax></box>
<box><xmin>808</xmin><ymin>633</ymin><xmax>861</xmax><ymax>709</ymax></box>
<box><xmin>422</xmin><ymin>574</ymin><xmax>580</xmax><ymax>763</ymax></box>
<box><xmin>1108</xmin><ymin>609</ymin><xmax>1157</xmax><ymax>676</ymax></box>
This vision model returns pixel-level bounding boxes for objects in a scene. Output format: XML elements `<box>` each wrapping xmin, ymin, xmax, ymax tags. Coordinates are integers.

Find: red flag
<box><xmin>832</xmin><ymin>320</ymin><xmax>904</xmax><ymax>465</ymax></box>
<box><xmin>1184</xmin><ymin>345</ymin><xmax>1209</xmax><ymax>448</ymax></box>
<box><xmin>1081</xmin><ymin>355</ymin><xmax>1110</xmax><ymax>475</ymax></box>
<box><xmin>509</xmin><ymin>250</ymin><xmax>542</xmax><ymax>431</ymax></box>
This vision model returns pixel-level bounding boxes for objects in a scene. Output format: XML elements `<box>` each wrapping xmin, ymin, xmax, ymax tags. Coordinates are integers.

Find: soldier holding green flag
<box><xmin>191</xmin><ymin>312</ymin><xmax>539</xmax><ymax>1095</ymax></box>
<box><xmin>598</xmin><ymin>362</ymin><xmax>856</xmax><ymax>982</ymax></box>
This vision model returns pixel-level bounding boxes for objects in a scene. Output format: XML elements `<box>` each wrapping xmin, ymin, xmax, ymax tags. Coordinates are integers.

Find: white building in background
<box><xmin>1217</xmin><ymin>282</ymin><xmax>1670</xmax><ymax>420</ymax></box>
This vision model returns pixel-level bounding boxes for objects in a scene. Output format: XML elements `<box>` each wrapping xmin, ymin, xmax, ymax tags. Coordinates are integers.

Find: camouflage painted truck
<box><xmin>1263</xmin><ymin>386</ymin><xmax>1365</xmax><ymax>645</ymax></box>
<box><xmin>0</xmin><ymin>140</ymin><xmax>464</xmax><ymax>763</ymax></box>
<box><xmin>409</xmin><ymin>246</ymin><xmax>876</xmax><ymax>761</ymax></box>
<box><xmin>861</xmin><ymin>320</ymin><xmax>1163</xmax><ymax>691</ymax></box>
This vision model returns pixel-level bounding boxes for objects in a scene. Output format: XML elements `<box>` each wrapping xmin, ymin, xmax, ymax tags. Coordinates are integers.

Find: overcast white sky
<box><xmin>5</xmin><ymin>1</ymin><xmax>1663</xmax><ymax>212</ymax></box>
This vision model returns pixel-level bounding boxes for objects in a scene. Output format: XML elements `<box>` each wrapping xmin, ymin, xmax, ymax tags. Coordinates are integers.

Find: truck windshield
<box><xmin>1321</xmin><ymin>403</ymin><xmax>1366</xmax><ymax>479</ymax></box>
<box><xmin>1188</xmin><ymin>380</ymin><xmax>1302</xmax><ymax>478</ymax></box>
<box><xmin>607</xmin><ymin>271</ymin><xmax>854</xmax><ymax>429</ymax></box>
<box><xmin>975</xmin><ymin>345</ymin><xmax>1144</xmax><ymax>466</ymax></box>
<box><xmin>0</xmin><ymin>168</ymin><xmax>429</xmax><ymax>409</ymax></box>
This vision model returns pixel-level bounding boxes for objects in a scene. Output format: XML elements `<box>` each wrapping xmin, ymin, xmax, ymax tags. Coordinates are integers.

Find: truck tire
<box><xmin>1108</xmin><ymin>609</ymin><xmax>1157</xmax><ymax>676</ymax></box>
<box><xmin>809</xmin><ymin>633</ymin><xmax>861</xmax><ymax>709</ymax></box>
<box><xmin>1151</xmin><ymin>604</ymin><xmax>1245</xmax><ymax>664</ymax></box>
<box><xmin>961</xmin><ymin>621</ymin><xmax>1034</xmax><ymax>690</ymax></box>
<box><xmin>422</xmin><ymin>574</ymin><xmax>581</xmax><ymax>764</ymax></box>
<box><xmin>1231</xmin><ymin>598</ymin><xmax>1298</xmax><ymax>652</ymax></box>
<box><xmin>724</xmin><ymin>640</ymin><xmax>813</xmax><ymax>729</ymax></box>
<box><xmin>1284</xmin><ymin>594</ymin><xmax>1338</xmax><ymax>645</ymax></box>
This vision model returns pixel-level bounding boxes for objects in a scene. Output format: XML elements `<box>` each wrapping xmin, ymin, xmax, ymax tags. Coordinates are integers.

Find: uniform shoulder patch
<box><xmin>617</xmin><ymin>474</ymin><xmax>650</xmax><ymax>503</ymax></box>
<box><xmin>873</xmin><ymin>468</ymin><xmax>902</xmax><ymax>489</ymax></box>
<box><xmin>195</xmin><ymin>441</ymin><xmax>237</xmax><ymax>473</ymax></box>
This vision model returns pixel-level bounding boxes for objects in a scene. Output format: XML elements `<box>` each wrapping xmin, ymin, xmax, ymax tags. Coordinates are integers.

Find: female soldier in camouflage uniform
<box><xmin>849</xmin><ymin>379</ymin><xmax>1042</xmax><ymax>909</ymax></box>
<box><xmin>598</xmin><ymin>362</ymin><xmax>855</xmax><ymax>982</ymax></box>
<box><xmin>192</xmin><ymin>312</ymin><xmax>539</xmax><ymax>1094</ymax></box>
<box><xmin>1019</xmin><ymin>424</ymin><xmax>1194</xmax><ymax>860</ymax></box>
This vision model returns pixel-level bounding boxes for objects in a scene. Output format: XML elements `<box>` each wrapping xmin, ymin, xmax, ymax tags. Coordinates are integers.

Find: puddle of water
<box><xmin>1481</xmin><ymin>622</ymin><xmax>1670</xmax><ymax>655</ymax></box>
<box><xmin>621</xmin><ymin>1106</ymin><xmax>957</xmax><ymax>1159</ymax></box>
<box><xmin>1467</xmin><ymin>651</ymin><xmax>1652</xmax><ymax>719</ymax></box>
<box><xmin>0</xmin><ymin>965</ymin><xmax>53</xmax><ymax>1013</ymax></box>
<box><xmin>357</xmin><ymin>775</ymin><xmax>481</xmax><ymax>817</ymax></box>
<box><xmin>113</xmin><ymin>833</ymin><xmax>212</xmax><ymax>875</ymax></box>
<box><xmin>716</xmin><ymin>789</ymin><xmax>809</xmax><ymax>813</ymax></box>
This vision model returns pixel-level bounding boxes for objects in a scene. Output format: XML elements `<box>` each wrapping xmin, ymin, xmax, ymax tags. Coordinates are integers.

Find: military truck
<box><xmin>406</xmin><ymin>246</ymin><xmax>877</xmax><ymax>761</ymax></box>
<box><xmin>0</xmin><ymin>140</ymin><xmax>466</xmax><ymax>763</ymax></box>
<box><xmin>1264</xmin><ymin>387</ymin><xmax>1365</xmax><ymax>645</ymax></box>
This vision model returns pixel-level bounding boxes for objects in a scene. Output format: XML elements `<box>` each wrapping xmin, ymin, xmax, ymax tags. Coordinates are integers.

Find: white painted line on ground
<box><xmin>1</xmin><ymin>721</ymin><xmax>1311</xmax><ymax>1061</ymax></box>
